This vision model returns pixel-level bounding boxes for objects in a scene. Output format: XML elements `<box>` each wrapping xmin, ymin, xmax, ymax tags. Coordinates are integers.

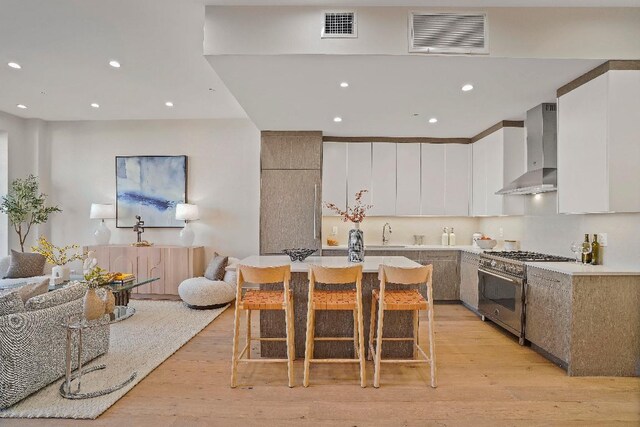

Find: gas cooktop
<box><xmin>482</xmin><ymin>251</ymin><xmax>574</xmax><ymax>263</ymax></box>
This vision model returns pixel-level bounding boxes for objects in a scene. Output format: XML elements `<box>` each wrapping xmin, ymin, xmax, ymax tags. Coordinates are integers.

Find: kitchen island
<box><xmin>233</xmin><ymin>256</ymin><xmax>422</xmax><ymax>359</ymax></box>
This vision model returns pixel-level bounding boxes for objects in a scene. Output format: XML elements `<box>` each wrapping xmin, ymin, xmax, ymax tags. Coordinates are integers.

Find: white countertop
<box><xmin>322</xmin><ymin>245</ymin><xmax>483</xmax><ymax>254</ymax></box>
<box><xmin>526</xmin><ymin>261</ymin><xmax>640</xmax><ymax>276</ymax></box>
<box><xmin>233</xmin><ymin>255</ymin><xmax>421</xmax><ymax>273</ymax></box>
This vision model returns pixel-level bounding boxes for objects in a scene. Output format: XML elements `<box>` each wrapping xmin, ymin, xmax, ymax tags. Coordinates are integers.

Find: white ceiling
<box><xmin>208</xmin><ymin>55</ymin><xmax>601</xmax><ymax>137</ymax></box>
<box><xmin>206</xmin><ymin>0</ymin><xmax>640</xmax><ymax>6</ymax></box>
<box><xmin>0</xmin><ymin>0</ymin><xmax>246</xmax><ymax>121</ymax></box>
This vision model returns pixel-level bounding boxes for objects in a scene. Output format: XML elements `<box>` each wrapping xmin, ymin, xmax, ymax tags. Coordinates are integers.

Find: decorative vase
<box><xmin>51</xmin><ymin>265</ymin><xmax>71</xmax><ymax>282</ymax></box>
<box><xmin>83</xmin><ymin>287</ymin><xmax>104</xmax><ymax>321</ymax></box>
<box><xmin>348</xmin><ymin>222</ymin><xmax>365</xmax><ymax>263</ymax></box>
<box><xmin>101</xmin><ymin>288</ymin><xmax>116</xmax><ymax>314</ymax></box>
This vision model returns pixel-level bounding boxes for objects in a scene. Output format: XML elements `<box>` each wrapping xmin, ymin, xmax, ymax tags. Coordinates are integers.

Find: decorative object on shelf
<box><xmin>83</xmin><ymin>265</ymin><xmax>116</xmax><ymax>320</ymax></box>
<box><xmin>131</xmin><ymin>240</ymin><xmax>153</xmax><ymax>247</ymax></box>
<box><xmin>116</xmin><ymin>155</ymin><xmax>187</xmax><ymax>228</ymax></box>
<box><xmin>476</xmin><ymin>237</ymin><xmax>497</xmax><ymax>250</ymax></box>
<box><xmin>326</xmin><ymin>237</ymin><xmax>339</xmax><ymax>246</ymax></box>
<box><xmin>175</xmin><ymin>203</ymin><xmax>199</xmax><ymax>246</ymax></box>
<box><xmin>324</xmin><ymin>189</ymin><xmax>372</xmax><ymax>263</ymax></box>
<box><xmin>472</xmin><ymin>232</ymin><xmax>483</xmax><ymax>249</ymax></box>
<box><xmin>503</xmin><ymin>240</ymin><xmax>518</xmax><ymax>251</ymax></box>
<box><xmin>83</xmin><ymin>250</ymin><xmax>98</xmax><ymax>275</ymax></box>
<box><xmin>0</xmin><ymin>175</ymin><xmax>61</xmax><ymax>252</ymax></box>
<box><xmin>133</xmin><ymin>215</ymin><xmax>145</xmax><ymax>243</ymax></box>
<box><xmin>282</xmin><ymin>248</ymin><xmax>316</xmax><ymax>262</ymax></box>
<box><xmin>31</xmin><ymin>236</ymin><xmax>84</xmax><ymax>282</ymax></box>
<box><xmin>90</xmin><ymin>203</ymin><xmax>116</xmax><ymax>245</ymax></box>
<box><xmin>82</xmin><ymin>286</ymin><xmax>104</xmax><ymax>321</ymax></box>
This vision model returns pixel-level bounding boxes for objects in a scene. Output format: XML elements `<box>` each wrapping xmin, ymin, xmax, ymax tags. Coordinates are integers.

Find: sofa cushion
<box><xmin>3</xmin><ymin>250</ymin><xmax>46</xmax><ymax>279</ymax></box>
<box><xmin>16</xmin><ymin>279</ymin><xmax>50</xmax><ymax>303</ymax></box>
<box><xmin>204</xmin><ymin>253</ymin><xmax>228</xmax><ymax>281</ymax></box>
<box><xmin>25</xmin><ymin>281</ymin><xmax>86</xmax><ymax>311</ymax></box>
<box><xmin>0</xmin><ymin>291</ymin><xmax>25</xmax><ymax>316</ymax></box>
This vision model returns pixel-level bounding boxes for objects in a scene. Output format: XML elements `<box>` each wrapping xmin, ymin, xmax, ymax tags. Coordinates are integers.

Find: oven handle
<box><xmin>479</xmin><ymin>268</ymin><xmax>523</xmax><ymax>285</ymax></box>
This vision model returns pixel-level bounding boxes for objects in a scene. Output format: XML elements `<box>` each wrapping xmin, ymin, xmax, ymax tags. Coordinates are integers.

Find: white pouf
<box><xmin>178</xmin><ymin>275</ymin><xmax>236</xmax><ymax>309</ymax></box>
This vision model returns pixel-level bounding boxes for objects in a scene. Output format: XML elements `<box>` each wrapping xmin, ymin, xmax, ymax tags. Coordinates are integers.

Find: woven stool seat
<box><xmin>239</xmin><ymin>290</ymin><xmax>285</xmax><ymax>310</ymax></box>
<box><xmin>312</xmin><ymin>290</ymin><xmax>357</xmax><ymax>310</ymax></box>
<box><xmin>372</xmin><ymin>289</ymin><xmax>428</xmax><ymax>310</ymax></box>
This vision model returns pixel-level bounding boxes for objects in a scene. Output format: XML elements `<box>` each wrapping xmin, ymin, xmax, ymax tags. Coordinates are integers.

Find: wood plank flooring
<box><xmin>5</xmin><ymin>304</ymin><xmax>639</xmax><ymax>426</ymax></box>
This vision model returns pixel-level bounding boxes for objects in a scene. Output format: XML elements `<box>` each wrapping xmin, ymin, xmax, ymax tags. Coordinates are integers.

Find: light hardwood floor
<box><xmin>5</xmin><ymin>304</ymin><xmax>639</xmax><ymax>426</ymax></box>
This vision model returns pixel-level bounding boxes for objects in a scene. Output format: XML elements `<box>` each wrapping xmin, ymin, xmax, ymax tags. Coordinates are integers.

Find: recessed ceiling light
<box><xmin>340</xmin><ymin>82</ymin><xmax>349</xmax><ymax>88</ymax></box>
<box><xmin>8</xmin><ymin>62</ymin><xmax>21</xmax><ymax>69</ymax></box>
<box><xmin>165</xmin><ymin>101</ymin><xmax>174</xmax><ymax>107</ymax></box>
<box><xmin>109</xmin><ymin>60</ymin><xmax>121</xmax><ymax>68</ymax></box>
<box><xmin>16</xmin><ymin>104</ymin><xmax>27</xmax><ymax>109</ymax></box>
<box><xmin>429</xmin><ymin>117</ymin><xmax>438</xmax><ymax>123</ymax></box>
<box><xmin>333</xmin><ymin>117</ymin><xmax>342</xmax><ymax>123</ymax></box>
<box><xmin>90</xmin><ymin>103</ymin><xmax>100</xmax><ymax>108</ymax></box>
<box><xmin>461</xmin><ymin>84</ymin><xmax>474</xmax><ymax>92</ymax></box>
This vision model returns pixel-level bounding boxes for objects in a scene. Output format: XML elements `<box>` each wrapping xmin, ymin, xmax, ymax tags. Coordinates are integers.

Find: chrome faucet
<box><xmin>382</xmin><ymin>222</ymin><xmax>392</xmax><ymax>245</ymax></box>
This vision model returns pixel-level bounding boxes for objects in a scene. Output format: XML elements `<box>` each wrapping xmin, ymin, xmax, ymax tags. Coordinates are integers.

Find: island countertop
<box><xmin>233</xmin><ymin>255</ymin><xmax>421</xmax><ymax>273</ymax></box>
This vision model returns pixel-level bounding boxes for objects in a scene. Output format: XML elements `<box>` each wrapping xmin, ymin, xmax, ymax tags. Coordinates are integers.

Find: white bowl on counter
<box><xmin>476</xmin><ymin>239</ymin><xmax>497</xmax><ymax>250</ymax></box>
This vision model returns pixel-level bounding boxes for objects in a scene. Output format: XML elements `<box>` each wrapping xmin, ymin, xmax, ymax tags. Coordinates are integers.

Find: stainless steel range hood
<box><xmin>496</xmin><ymin>103</ymin><xmax>558</xmax><ymax>195</ymax></box>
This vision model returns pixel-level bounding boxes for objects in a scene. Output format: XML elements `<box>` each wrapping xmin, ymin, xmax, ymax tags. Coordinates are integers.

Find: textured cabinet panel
<box><xmin>445</xmin><ymin>144</ymin><xmax>471</xmax><ymax>216</ymax></box>
<box><xmin>261</xmin><ymin>131</ymin><xmax>322</xmax><ymax>170</ymax></box>
<box><xmin>347</xmin><ymin>143</ymin><xmax>372</xmax><ymax>206</ymax></box>
<box><xmin>396</xmin><ymin>144</ymin><xmax>421</xmax><ymax>215</ymax></box>
<box><xmin>525</xmin><ymin>267</ymin><xmax>572</xmax><ymax>363</ymax></box>
<box><xmin>261</xmin><ymin>169</ymin><xmax>321</xmax><ymax>254</ymax></box>
<box><xmin>421</xmin><ymin>144</ymin><xmax>445</xmax><ymax>215</ymax></box>
<box><xmin>322</xmin><ymin>142</ymin><xmax>347</xmax><ymax>215</ymax></box>
<box><xmin>459</xmin><ymin>252</ymin><xmax>479</xmax><ymax>309</ymax></box>
<box><xmin>417</xmin><ymin>250</ymin><xmax>459</xmax><ymax>301</ymax></box>
<box><xmin>370</xmin><ymin>143</ymin><xmax>397</xmax><ymax>216</ymax></box>
<box><xmin>137</xmin><ymin>248</ymin><xmax>164</xmax><ymax>294</ymax></box>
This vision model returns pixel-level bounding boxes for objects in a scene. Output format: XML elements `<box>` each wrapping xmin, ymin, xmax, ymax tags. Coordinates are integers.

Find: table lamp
<box><xmin>90</xmin><ymin>203</ymin><xmax>116</xmax><ymax>245</ymax></box>
<box><xmin>175</xmin><ymin>203</ymin><xmax>199</xmax><ymax>247</ymax></box>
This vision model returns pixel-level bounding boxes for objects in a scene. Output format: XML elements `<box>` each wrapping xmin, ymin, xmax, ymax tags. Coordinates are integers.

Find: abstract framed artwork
<box><xmin>115</xmin><ymin>155</ymin><xmax>187</xmax><ymax>228</ymax></box>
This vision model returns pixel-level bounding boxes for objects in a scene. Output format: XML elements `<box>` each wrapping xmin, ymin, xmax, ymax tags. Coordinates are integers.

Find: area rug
<box><xmin>0</xmin><ymin>299</ymin><xmax>228</xmax><ymax>419</ymax></box>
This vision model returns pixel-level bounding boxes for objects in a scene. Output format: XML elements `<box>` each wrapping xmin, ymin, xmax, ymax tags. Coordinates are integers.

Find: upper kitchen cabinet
<box><xmin>396</xmin><ymin>143</ymin><xmax>421</xmax><ymax>215</ymax></box>
<box><xmin>347</xmin><ymin>143</ymin><xmax>373</xmax><ymax>207</ymax></box>
<box><xmin>370</xmin><ymin>143</ymin><xmax>397</xmax><ymax>216</ymax></box>
<box><xmin>444</xmin><ymin>144</ymin><xmax>471</xmax><ymax>216</ymax></box>
<box><xmin>558</xmin><ymin>68</ymin><xmax>640</xmax><ymax>214</ymax></box>
<box><xmin>322</xmin><ymin>142</ymin><xmax>347</xmax><ymax>215</ymax></box>
<box><xmin>261</xmin><ymin>131</ymin><xmax>322</xmax><ymax>170</ymax></box>
<box><xmin>420</xmin><ymin>144</ymin><xmax>446</xmax><ymax>215</ymax></box>
<box><xmin>472</xmin><ymin>125</ymin><xmax>526</xmax><ymax>216</ymax></box>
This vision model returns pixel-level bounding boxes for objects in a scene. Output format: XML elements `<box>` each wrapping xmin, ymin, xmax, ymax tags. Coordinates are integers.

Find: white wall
<box><xmin>46</xmin><ymin>118</ymin><xmax>260</xmax><ymax>261</ymax></box>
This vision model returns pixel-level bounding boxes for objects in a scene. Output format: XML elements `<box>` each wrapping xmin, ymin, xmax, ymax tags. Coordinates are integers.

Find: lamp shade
<box><xmin>90</xmin><ymin>203</ymin><xmax>116</xmax><ymax>220</ymax></box>
<box><xmin>175</xmin><ymin>203</ymin><xmax>199</xmax><ymax>221</ymax></box>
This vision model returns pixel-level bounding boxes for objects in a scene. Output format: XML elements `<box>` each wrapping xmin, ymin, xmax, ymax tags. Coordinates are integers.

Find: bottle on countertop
<box><xmin>581</xmin><ymin>233</ymin><xmax>592</xmax><ymax>264</ymax></box>
<box><xmin>449</xmin><ymin>227</ymin><xmax>456</xmax><ymax>246</ymax></box>
<box><xmin>441</xmin><ymin>227</ymin><xmax>449</xmax><ymax>246</ymax></box>
<box><xmin>591</xmin><ymin>234</ymin><xmax>601</xmax><ymax>265</ymax></box>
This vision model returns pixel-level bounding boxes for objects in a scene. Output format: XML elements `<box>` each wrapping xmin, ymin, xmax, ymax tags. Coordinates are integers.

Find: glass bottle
<box><xmin>581</xmin><ymin>233</ymin><xmax>592</xmax><ymax>264</ymax></box>
<box><xmin>591</xmin><ymin>234</ymin><xmax>600</xmax><ymax>265</ymax></box>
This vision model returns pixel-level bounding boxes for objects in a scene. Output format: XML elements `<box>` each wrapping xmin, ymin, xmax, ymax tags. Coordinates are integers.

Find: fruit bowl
<box><xmin>282</xmin><ymin>248</ymin><xmax>317</xmax><ymax>262</ymax></box>
<box><xmin>476</xmin><ymin>239</ymin><xmax>497</xmax><ymax>250</ymax></box>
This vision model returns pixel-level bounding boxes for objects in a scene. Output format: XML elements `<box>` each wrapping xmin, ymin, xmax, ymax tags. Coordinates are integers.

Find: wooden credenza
<box><xmin>84</xmin><ymin>245</ymin><xmax>205</xmax><ymax>296</ymax></box>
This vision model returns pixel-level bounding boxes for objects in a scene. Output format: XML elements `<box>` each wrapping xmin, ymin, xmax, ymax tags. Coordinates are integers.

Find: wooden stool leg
<box><xmin>246</xmin><ymin>309</ymin><xmax>252</xmax><ymax>359</ymax></box>
<box><xmin>230</xmin><ymin>303</ymin><xmax>242</xmax><ymax>388</ymax></box>
<box><xmin>373</xmin><ymin>303</ymin><xmax>385</xmax><ymax>388</ymax></box>
<box><xmin>357</xmin><ymin>304</ymin><xmax>366</xmax><ymax>388</ymax></box>
<box><xmin>285</xmin><ymin>303</ymin><xmax>295</xmax><ymax>388</ymax></box>
<box><xmin>413</xmin><ymin>309</ymin><xmax>419</xmax><ymax>359</ymax></box>
<box><xmin>368</xmin><ymin>298</ymin><xmax>377</xmax><ymax>361</ymax></box>
<box><xmin>353</xmin><ymin>309</ymin><xmax>358</xmax><ymax>357</ymax></box>
<box><xmin>303</xmin><ymin>305</ymin><xmax>314</xmax><ymax>387</ymax></box>
<box><xmin>427</xmin><ymin>305</ymin><xmax>437</xmax><ymax>388</ymax></box>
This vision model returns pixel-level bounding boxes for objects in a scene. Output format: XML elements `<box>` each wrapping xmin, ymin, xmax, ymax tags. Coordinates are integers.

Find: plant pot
<box><xmin>83</xmin><ymin>287</ymin><xmax>104</xmax><ymax>321</ymax></box>
<box><xmin>101</xmin><ymin>288</ymin><xmax>116</xmax><ymax>314</ymax></box>
<box><xmin>51</xmin><ymin>265</ymin><xmax>71</xmax><ymax>282</ymax></box>
<box><xmin>348</xmin><ymin>223</ymin><xmax>364</xmax><ymax>263</ymax></box>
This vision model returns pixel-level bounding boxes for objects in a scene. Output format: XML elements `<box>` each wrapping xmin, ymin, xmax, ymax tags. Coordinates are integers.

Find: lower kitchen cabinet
<box><xmin>524</xmin><ymin>267</ymin><xmax>572</xmax><ymax>365</ymax></box>
<box><xmin>417</xmin><ymin>251</ymin><xmax>460</xmax><ymax>301</ymax></box>
<box><xmin>459</xmin><ymin>252</ymin><xmax>480</xmax><ymax>310</ymax></box>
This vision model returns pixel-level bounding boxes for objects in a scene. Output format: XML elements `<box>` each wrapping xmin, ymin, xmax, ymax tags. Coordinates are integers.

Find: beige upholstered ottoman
<box><xmin>178</xmin><ymin>271</ymin><xmax>236</xmax><ymax>309</ymax></box>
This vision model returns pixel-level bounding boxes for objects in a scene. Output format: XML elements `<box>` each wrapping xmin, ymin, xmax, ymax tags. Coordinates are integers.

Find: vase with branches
<box><xmin>324</xmin><ymin>189</ymin><xmax>373</xmax><ymax>263</ymax></box>
<box><xmin>0</xmin><ymin>175</ymin><xmax>61</xmax><ymax>252</ymax></box>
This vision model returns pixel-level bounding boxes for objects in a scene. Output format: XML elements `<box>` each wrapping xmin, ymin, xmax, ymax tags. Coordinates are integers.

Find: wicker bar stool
<box><xmin>369</xmin><ymin>264</ymin><xmax>436</xmax><ymax>388</ymax></box>
<box><xmin>303</xmin><ymin>264</ymin><xmax>366</xmax><ymax>388</ymax></box>
<box><xmin>230</xmin><ymin>264</ymin><xmax>295</xmax><ymax>388</ymax></box>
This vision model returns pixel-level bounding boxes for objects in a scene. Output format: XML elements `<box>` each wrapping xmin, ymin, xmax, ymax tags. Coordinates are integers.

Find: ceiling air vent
<box><xmin>322</xmin><ymin>11</ymin><xmax>357</xmax><ymax>38</ymax></box>
<box><xmin>409</xmin><ymin>12</ymin><xmax>487</xmax><ymax>54</ymax></box>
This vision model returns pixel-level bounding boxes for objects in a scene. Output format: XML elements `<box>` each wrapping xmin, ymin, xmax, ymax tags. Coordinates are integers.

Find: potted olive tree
<box><xmin>0</xmin><ymin>175</ymin><xmax>61</xmax><ymax>252</ymax></box>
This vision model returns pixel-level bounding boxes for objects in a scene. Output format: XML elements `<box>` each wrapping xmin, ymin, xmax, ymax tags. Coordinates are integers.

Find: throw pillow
<box><xmin>16</xmin><ymin>278</ymin><xmax>50</xmax><ymax>303</ymax></box>
<box><xmin>3</xmin><ymin>250</ymin><xmax>46</xmax><ymax>279</ymax></box>
<box><xmin>204</xmin><ymin>253</ymin><xmax>228</xmax><ymax>281</ymax></box>
<box><xmin>25</xmin><ymin>281</ymin><xmax>86</xmax><ymax>311</ymax></box>
<box><xmin>0</xmin><ymin>291</ymin><xmax>25</xmax><ymax>316</ymax></box>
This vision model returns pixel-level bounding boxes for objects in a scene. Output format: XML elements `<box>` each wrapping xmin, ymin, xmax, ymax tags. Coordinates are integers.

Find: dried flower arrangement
<box><xmin>324</xmin><ymin>189</ymin><xmax>373</xmax><ymax>223</ymax></box>
<box><xmin>31</xmin><ymin>236</ymin><xmax>85</xmax><ymax>266</ymax></box>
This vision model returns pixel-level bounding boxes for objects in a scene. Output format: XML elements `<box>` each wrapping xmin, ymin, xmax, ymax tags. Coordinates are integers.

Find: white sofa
<box><xmin>0</xmin><ymin>256</ymin><xmax>51</xmax><ymax>291</ymax></box>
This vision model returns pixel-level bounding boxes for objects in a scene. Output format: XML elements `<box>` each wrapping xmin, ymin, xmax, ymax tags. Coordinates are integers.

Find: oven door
<box><xmin>478</xmin><ymin>268</ymin><xmax>524</xmax><ymax>339</ymax></box>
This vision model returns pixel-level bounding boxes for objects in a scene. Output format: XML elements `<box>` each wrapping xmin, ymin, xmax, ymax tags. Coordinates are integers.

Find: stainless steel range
<box><xmin>478</xmin><ymin>251</ymin><xmax>574</xmax><ymax>345</ymax></box>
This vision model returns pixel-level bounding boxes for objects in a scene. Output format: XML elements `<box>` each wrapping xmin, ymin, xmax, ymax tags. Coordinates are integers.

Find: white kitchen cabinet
<box><xmin>420</xmin><ymin>144</ymin><xmax>446</xmax><ymax>215</ymax></box>
<box><xmin>558</xmin><ymin>70</ymin><xmax>640</xmax><ymax>213</ymax></box>
<box><xmin>472</xmin><ymin>137</ymin><xmax>487</xmax><ymax>216</ymax></box>
<box><xmin>396</xmin><ymin>143</ymin><xmax>421</xmax><ymax>215</ymax></box>
<box><xmin>444</xmin><ymin>144</ymin><xmax>471</xmax><ymax>216</ymax></box>
<box><xmin>322</xmin><ymin>142</ymin><xmax>347</xmax><ymax>215</ymax></box>
<box><xmin>370</xmin><ymin>143</ymin><xmax>397</xmax><ymax>216</ymax></box>
<box><xmin>347</xmin><ymin>143</ymin><xmax>372</xmax><ymax>207</ymax></box>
